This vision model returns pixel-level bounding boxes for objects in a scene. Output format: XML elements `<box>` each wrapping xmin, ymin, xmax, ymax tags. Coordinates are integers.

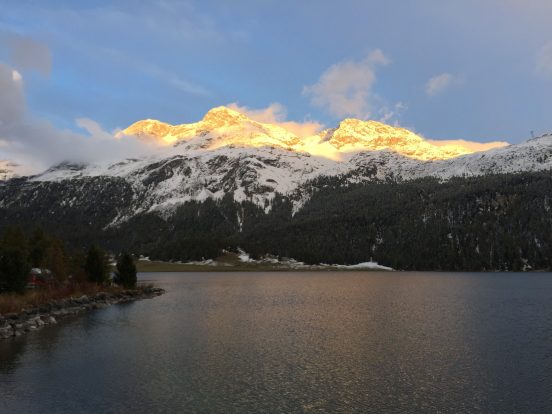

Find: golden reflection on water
<box><xmin>1</xmin><ymin>272</ymin><xmax>551</xmax><ymax>413</ymax></box>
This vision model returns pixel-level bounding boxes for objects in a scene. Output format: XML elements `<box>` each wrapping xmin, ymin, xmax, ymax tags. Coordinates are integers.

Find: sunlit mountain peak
<box><xmin>120</xmin><ymin>106</ymin><xmax>301</xmax><ymax>150</ymax></box>
<box><xmin>201</xmin><ymin>106</ymin><xmax>248</xmax><ymax>126</ymax></box>
<box><xmin>119</xmin><ymin>119</ymin><xmax>174</xmax><ymax>144</ymax></box>
<box><xmin>120</xmin><ymin>107</ymin><xmax>509</xmax><ymax>160</ymax></box>
<box><xmin>322</xmin><ymin>119</ymin><xmax>462</xmax><ymax>160</ymax></box>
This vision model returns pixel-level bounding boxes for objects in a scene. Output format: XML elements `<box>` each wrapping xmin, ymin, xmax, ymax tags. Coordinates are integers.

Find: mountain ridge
<box><xmin>1</xmin><ymin>107</ymin><xmax>551</xmax><ymax>226</ymax></box>
<box><xmin>119</xmin><ymin>106</ymin><xmax>508</xmax><ymax>160</ymax></box>
<box><xmin>1</xmin><ymin>110</ymin><xmax>552</xmax><ymax>270</ymax></box>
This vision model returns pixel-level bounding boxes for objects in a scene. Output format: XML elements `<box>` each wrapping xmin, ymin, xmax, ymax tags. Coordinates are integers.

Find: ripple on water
<box><xmin>1</xmin><ymin>271</ymin><xmax>551</xmax><ymax>413</ymax></box>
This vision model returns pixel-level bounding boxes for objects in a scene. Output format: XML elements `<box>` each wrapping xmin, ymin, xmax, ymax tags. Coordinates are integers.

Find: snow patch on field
<box><xmin>235</xmin><ymin>249</ymin><xmax>393</xmax><ymax>270</ymax></box>
<box><xmin>332</xmin><ymin>262</ymin><xmax>394</xmax><ymax>271</ymax></box>
<box><xmin>237</xmin><ymin>249</ymin><xmax>254</xmax><ymax>262</ymax></box>
<box><xmin>180</xmin><ymin>259</ymin><xmax>218</xmax><ymax>266</ymax></box>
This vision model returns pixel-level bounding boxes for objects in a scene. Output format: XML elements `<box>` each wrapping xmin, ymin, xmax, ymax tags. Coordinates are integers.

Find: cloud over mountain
<box><xmin>227</xmin><ymin>103</ymin><xmax>323</xmax><ymax>137</ymax></box>
<box><xmin>303</xmin><ymin>50</ymin><xmax>391</xmax><ymax>120</ymax></box>
<box><xmin>0</xmin><ymin>61</ymin><xmax>158</xmax><ymax>174</ymax></box>
<box><xmin>425</xmin><ymin>73</ymin><xmax>460</xmax><ymax>97</ymax></box>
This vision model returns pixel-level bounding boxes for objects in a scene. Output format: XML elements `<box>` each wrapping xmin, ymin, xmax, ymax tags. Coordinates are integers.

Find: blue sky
<box><xmin>1</xmin><ymin>0</ymin><xmax>552</xmax><ymax>169</ymax></box>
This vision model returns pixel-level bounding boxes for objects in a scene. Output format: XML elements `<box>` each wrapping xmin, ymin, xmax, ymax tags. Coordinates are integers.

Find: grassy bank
<box><xmin>136</xmin><ymin>260</ymin><xmax>299</xmax><ymax>272</ymax></box>
<box><xmin>0</xmin><ymin>283</ymin><xmax>129</xmax><ymax>315</ymax></box>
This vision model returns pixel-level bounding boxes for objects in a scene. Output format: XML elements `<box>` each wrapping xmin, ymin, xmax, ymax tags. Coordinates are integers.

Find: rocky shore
<box><xmin>0</xmin><ymin>286</ymin><xmax>165</xmax><ymax>340</ymax></box>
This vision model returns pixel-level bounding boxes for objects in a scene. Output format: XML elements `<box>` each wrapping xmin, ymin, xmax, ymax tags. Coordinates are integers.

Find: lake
<box><xmin>1</xmin><ymin>272</ymin><xmax>551</xmax><ymax>413</ymax></box>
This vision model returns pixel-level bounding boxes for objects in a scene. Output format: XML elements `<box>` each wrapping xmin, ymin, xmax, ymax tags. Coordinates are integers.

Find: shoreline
<box><xmin>139</xmin><ymin>269</ymin><xmax>551</xmax><ymax>273</ymax></box>
<box><xmin>137</xmin><ymin>261</ymin><xmax>551</xmax><ymax>273</ymax></box>
<box><xmin>137</xmin><ymin>259</ymin><xmax>394</xmax><ymax>273</ymax></box>
<box><xmin>0</xmin><ymin>286</ymin><xmax>165</xmax><ymax>340</ymax></box>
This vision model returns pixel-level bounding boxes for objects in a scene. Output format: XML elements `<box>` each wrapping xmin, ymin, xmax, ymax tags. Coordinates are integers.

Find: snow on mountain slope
<box><xmin>23</xmin><ymin>107</ymin><xmax>552</xmax><ymax>221</ymax></box>
<box><xmin>345</xmin><ymin>134</ymin><xmax>552</xmax><ymax>183</ymax></box>
<box><xmin>121</xmin><ymin>106</ymin><xmax>302</xmax><ymax>151</ymax></box>
<box><xmin>119</xmin><ymin>106</ymin><xmax>507</xmax><ymax>161</ymax></box>
<box><xmin>322</xmin><ymin>119</ymin><xmax>476</xmax><ymax>160</ymax></box>
<box><xmin>33</xmin><ymin>145</ymin><xmax>343</xmax><ymax>217</ymax></box>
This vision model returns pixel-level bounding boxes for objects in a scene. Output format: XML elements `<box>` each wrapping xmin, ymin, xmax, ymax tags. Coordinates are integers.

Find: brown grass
<box><xmin>0</xmin><ymin>283</ymin><xmax>123</xmax><ymax>315</ymax></box>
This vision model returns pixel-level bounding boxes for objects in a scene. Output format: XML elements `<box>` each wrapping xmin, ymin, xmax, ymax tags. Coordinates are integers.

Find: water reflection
<box><xmin>0</xmin><ymin>272</ymin><xmax>551</xmax><ymax>413</ymax></box>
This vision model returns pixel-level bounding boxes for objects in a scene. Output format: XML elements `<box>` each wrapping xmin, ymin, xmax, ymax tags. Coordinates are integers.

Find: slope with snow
<box><xmin>119</xmin><ymin>106</ymin><xmax>508</xmax><ymax>161</ymax></box>
<box><xmin>5</xmin><ymin>107</ymin><xmax>551</xmax><ymax>223</ymax></box>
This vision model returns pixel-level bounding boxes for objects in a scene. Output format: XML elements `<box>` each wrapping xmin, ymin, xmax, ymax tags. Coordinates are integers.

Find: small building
<box><xmin>26</xmin><ymin>268</ymin><xmax>54</xmax><ymax>289</ymax></box>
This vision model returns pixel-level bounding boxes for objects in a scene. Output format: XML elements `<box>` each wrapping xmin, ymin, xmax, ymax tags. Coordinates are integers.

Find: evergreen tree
<box><xmin>0</xmin><ymin>227</ymin><xmax>31</xmax><ymax>293</ymax></box>
<box><xmin>28</xmin><ymin>227</ymin><xmax>50</xmax><ymax>268</ymax></box>
<box><xmin>69</xmin><ymin>250</ymin><xmax>88</xmax><ymax>283</ymax></box>
<box><xmin>114</xmin><ymin>253</ymin><xmax>137</xmax><ymax>288</ymax></box>
<box><xmin>45</xmin><ymin>238</ymin><xmax>68</xmax><ymax>283</ymax></box>
<box><xmin>84</xmin><ymin>245</ymin><xmax>110</xmax><ymax>285</ymax></box>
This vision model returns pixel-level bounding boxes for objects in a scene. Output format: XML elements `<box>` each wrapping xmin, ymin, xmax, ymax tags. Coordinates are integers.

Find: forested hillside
<box><xmin>1</xmin><ymin>171</ymin><xmax>552</xmax><ymax>271</ymax></box>
<box><xmin>242</xmin><ymin>173</ymin><xmax>552</xmax><ymax>270</ymax></box>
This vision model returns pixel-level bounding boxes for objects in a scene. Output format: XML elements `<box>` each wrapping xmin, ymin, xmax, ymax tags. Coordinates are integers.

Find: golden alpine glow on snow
<box><xmin>120</xmin><ymin>106</ymin><xmax>509</xmax><ymax>161</ymax></box>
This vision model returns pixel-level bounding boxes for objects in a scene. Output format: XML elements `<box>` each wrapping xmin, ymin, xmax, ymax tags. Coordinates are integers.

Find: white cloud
<box><xmin>0</xmin><ymin>63</ymin><xmax>161</xmax><ymax>174</ymax></box>
<box><xmin>425</xmin><ymin>73</ymin><xmax>460</xmax><ymax>96</ymax></box>
<box><xmin>11</xmin><ymin>69</ymin><xmax>22</xmax><ymax>82</ymax></box>
<box><xmin>227</xmin><ymin>102</ymin><xmax>324</xmax><ymax>137</ymax></box>
<box><xmin>0</xmin><ymin>63</ymin><xmax>25</xmax><ymax>126</ymax></box>
<box><xmin>536</xmin><ymin>42</ymin><xmax>552</xmax><ymax>77</ymax></box>
<box><xmin>303</xmin><ymin>49</ymin><xmax>391</xmax><ymax>119</ymax></box>
<box><xmin>378</xmin><ymin>102</ymin><xmax>407</xmax><ymax>125</ymax></box>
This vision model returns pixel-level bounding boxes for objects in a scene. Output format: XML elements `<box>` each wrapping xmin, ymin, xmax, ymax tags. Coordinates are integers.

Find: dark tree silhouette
<box><xmin>0</xmin><ymin>227</ymin><xmax>31</xmax><ymax>293</ymax></box>
<box><xmin>114</xmin><ymin>253</ymin><xmax>137</xmax><ymax>288</ymax></box>
<box><xmin>84</xmin><ymin>245</ymin><xmax>110</xmax><ymax>285</ymax></box>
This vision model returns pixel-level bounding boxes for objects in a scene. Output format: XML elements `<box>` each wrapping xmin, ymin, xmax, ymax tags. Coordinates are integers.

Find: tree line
<box><xmin>2</xmin><ymin>171</ymin><xmax>552</xmax><ymax>271</ymax></box>
<box><xmin>0</xmin><ymin>227</ymin><xmax>137</xmax><ymax>294</ymax></box>
<box><xmin>111</xmin><ymin>171</ymin><xmax>552</xmax><ymax>271</ymax></box>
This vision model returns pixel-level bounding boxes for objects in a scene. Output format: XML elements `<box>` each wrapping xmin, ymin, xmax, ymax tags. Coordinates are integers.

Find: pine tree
<box><xmin>28</xmin><ymin>227</ymin><xmax>50</xmax><ymax>268</ymax></box>
<box><xmin>114</xmin><ymin>253</ymin><xmax>137</xmax><ymax>288</ymax></box>
<box><xmin>84</xmin><ymin>245</ymin><xmax>110</xmax><ymax>285</ymax></box>
<box><xmin>0</xmin><ymin>227</ymin><xmax>31</xmax><ymax>293</ymax></box>
<box><xmin>45</xmin><ymin>238</ymin><xmax>68</xmax><ymax>283</ymax></box>
<box><xmin>69</xmin><ymin>250</ymin><xmax>88</xmax><ymax>283</ymax></box>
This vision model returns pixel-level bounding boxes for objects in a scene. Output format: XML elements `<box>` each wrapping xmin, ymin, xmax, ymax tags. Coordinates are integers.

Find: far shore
<box><xmin>136</xmin><ymin>259</ymin><xmax>550</xmax><ymax>273</ymax></box>
<box><xmin>136</xmin><ymin>258</ymin><xmax>394</xmax><ymax>273</ymax></box>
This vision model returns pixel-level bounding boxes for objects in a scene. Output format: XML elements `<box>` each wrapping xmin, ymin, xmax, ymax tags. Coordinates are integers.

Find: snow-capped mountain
<box><xmin>119</xmin><ymin>106</ymin><xmax>507</xmax><ymax>160</ymax></box>
<box><xmin>2</xmin><ymin>106</ymin><xmax>552</xmax><ymax>223</ymax></box>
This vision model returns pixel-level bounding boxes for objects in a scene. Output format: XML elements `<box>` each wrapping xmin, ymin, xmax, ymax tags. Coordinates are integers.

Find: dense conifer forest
<box><xmin>2</xmin><ymin>171</ymin><xmax>552</xmax><ymax>271</ymax></box>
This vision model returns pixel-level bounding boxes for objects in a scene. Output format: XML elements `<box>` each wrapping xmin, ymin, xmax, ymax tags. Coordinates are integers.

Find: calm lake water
<box><xmin>1</xmin><ymin>272</ymin><xmax>551</xmax><ymax>413</ymax></box>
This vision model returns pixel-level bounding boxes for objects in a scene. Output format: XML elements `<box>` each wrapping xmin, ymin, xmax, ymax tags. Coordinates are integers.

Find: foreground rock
<box><xmin>0</xmin><ymin>286</ymin><xmax>165</xmax><ymax>340</ymax></box>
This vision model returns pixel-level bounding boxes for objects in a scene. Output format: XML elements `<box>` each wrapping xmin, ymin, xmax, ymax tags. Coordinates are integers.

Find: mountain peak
<box><xmin>123</xmin><ymin>119</ymin><xmax>172</xmax><ymax>137</ymax></box>
<box><xmin>202</xmin><ymin>106</ymin><xmax>247</xmax><ymax>125</ymax></box>
<box><xmin>119</xmin><ymin>106</ymin><xmax>508</xmax><ymax>161</ymax></box>
<box><xmin>325</xmin><ymin>118</ymin><xmax>488</xmax><ymax>160</ymax></box>
<box><xmin>328</xmin><ymin>118</ymin><xmax>423</xmax><ymax>148</ymax></box>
